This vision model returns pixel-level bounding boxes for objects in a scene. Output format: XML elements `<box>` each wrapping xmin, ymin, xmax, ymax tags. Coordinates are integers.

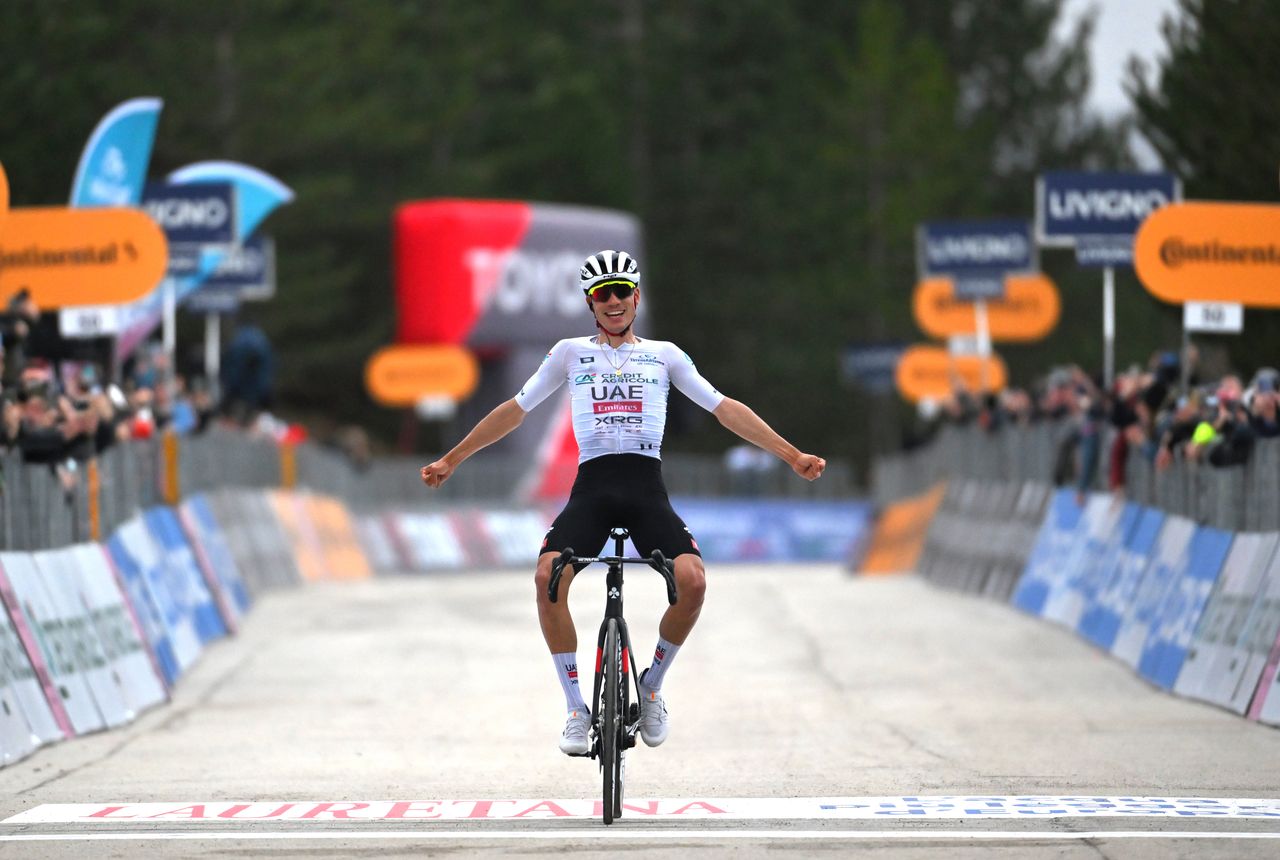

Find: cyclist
<box><xmin>420</xmin><ymin>250</ymin><xmax>825</xmax><ymax>755</ymax></box>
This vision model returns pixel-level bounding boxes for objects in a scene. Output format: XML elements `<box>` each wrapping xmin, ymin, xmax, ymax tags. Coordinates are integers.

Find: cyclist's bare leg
<box><xmin>535</xmin><ymin>550</ymin><xmax>578</xmax><ymax>652</ymax></box>
<box><xmin>656</xmin><ymin>553</ymin><xmax>706</xmax><ymax>645</ymax></box>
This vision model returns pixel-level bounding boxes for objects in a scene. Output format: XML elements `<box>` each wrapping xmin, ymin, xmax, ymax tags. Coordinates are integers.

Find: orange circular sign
<box><xmin>0</xmin><ymin>206</ymin><xmax>168</xmax><ymax>307</ymax></box>
<box><xmin>895</xmin><ymin>345</ymin><xmax>1007</xmax><ymax>403</ymax></box>
<box><xmin>1135</xmin><ymin>201</ymin><xmax>1280</xmax><ymax>307</ymax></box>
<box><xmin>913</xmin><ymin>274</ymin><xmax>1060</xmax><ymax>341</ymax></box>
<box><xmin>365</xmin><ymin>344</ymin><xmax>480</xmax><ymax>406</ymax></box>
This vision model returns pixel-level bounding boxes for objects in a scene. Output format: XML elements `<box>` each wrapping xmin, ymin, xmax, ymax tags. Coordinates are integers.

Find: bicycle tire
<box><xmin>601</xmin><ymin>618</ymin><xmax>623</xmax><ymax>824</ymax></box>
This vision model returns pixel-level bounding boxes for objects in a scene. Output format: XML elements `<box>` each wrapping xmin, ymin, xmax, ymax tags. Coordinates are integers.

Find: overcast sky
<box><xmin>1060</xmin><ymin>0</ymin><xmax>1181</xmax><ymax>116</ymax></box>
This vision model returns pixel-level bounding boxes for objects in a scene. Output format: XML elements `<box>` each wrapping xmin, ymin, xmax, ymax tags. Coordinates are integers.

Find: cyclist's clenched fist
<box><xmin>420</xmin><ymin>459</ymin><xmax>453</xmax><ymax>488</ymax></box>
<box><xmin>791</xmin><ymin>453</ymin><xmax>826</xmax><ymax>481</ymax></box>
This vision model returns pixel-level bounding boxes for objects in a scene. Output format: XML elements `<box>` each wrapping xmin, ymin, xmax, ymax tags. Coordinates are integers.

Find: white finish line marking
<box><xmin>0</xmin><ymin>831</ymin><xmax>1279</xmax><ymax>843</ymax></box>
<box><xmin>7</xmin><ymin>797</ymin><xmax>1280</xmax><ymax>824</ymax></box>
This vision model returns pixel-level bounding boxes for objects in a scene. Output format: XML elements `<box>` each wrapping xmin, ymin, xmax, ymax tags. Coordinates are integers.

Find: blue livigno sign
<box><xmin>1036</xmin><ymin>170</ymin><xmax>1180</xmax><ymax>248</ymax></box>
<box><xmin>916</xmin><ymin>219</ymin><xmax>1035</xmax><ymax>300</ymax></box>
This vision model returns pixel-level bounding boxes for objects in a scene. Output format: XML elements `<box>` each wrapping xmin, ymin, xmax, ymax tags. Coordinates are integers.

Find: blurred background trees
<box><xmin>2</xmin><ymin>0</ymin><xmax>1275</xmax><ymax>474</ymax></box>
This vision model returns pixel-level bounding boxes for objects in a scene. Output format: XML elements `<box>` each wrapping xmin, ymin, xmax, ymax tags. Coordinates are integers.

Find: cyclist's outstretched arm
<box><xmin>421</xmin><ymin>398</ymin><xmax>526</xmax><ymax>488</ymax></box>
<box><xmin>713</xmin><ymin>397</ymin><xmax>826</xmax><ymax>481</ymax></box>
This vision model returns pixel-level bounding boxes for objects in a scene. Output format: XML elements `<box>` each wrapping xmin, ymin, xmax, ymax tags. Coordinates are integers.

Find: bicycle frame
<box><xmin>547</xmin><ymin>528</ymin><xmax>677</xmax><ymax>823</ymax></box>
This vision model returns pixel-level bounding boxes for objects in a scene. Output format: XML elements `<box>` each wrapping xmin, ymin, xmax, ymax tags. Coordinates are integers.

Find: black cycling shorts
<box><xmin>540</xmin><ymin>454</ymin><xmax>701</xmax><ymax>563</ymax></box>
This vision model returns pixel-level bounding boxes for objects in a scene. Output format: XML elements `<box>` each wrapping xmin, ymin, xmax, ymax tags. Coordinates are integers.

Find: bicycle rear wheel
<box><xmin>600</xmin><ymin>618</ymin><xmax>624</xmax><ymax>824</ymax></box>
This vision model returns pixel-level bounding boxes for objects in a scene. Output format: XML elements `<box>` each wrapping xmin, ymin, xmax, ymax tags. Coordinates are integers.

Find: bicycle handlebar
<box><xmin>547</xmin><ymin>547</ymin><xmax>678</xmax><ymax>606</ymax></box>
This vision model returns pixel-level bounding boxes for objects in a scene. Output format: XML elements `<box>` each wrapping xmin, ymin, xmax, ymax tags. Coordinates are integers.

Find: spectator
<box><xmin>0</xmin><ymin>288</ymin><xmax>40</xmax><ymax>388</ymax></box>
<box><xmin>1248</xmin><ymin>374</ymin><xmax>1280</xmax><ymax>439</ymax></box>
<box><xmin>220</xmin><ymin>319</ymin><xmax>275</xmax><ymax>426</ymax></box>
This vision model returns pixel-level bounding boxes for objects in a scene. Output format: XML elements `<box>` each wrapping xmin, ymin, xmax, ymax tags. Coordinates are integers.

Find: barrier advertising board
<box><xmin>1079</xmin><ymin>507</ymin><xmax>1166</xmax><ymax>651</ymax></box>
<box><xmin>0</xmin><ymin>553</ymin><xmax>105</xmax><ymax>736</ymax></box>
<box><xmin>0</xmin><ymin>555</ymin><xmax>72</xmax><ymax>744</ymax></box>
<box><xmin>0</xmin><ymin>602</ymin><xmax>39</xmax><ymax>764</ymax></box>
<box><xmin>31</xmin><ymin>549</ymin><xmax>132</xmax><ymax>730</ymax></box>
<box><xmin>388</xmin><ymin>513</ymin><xmax>468</xmax><ymax>570</ymax></box>
<box><xmin>1175</xmin><ymin>533</ymin><xmax>1278</xmax><ymax>711</ymax></box>
<box><xmin>179</xmin><ymin>495</ymin><xmax>251</xmax><ymax>630</ymax></box>
<box><xmin>110</xmin><ymin>518</ymin><xmax>202</xmax><ymax>686</ymax></box>
<box><xmin>1135</xmin><ymin>526</ymin><xmax>1233</xmax><ymax>690</ymax></box>
<box><xmin>1243</xmin><ymin>547</ymin><xmax>1280</xmax><ymax>723</ymax></box>
<box><xmin>1045</xmin><ymin>496</ymin><xmax>1139</xmax><ymax>633</ymax></box>
<box><xmin>143</xmin><ymin>508</ymin><xmax>229</xmax><ymax>647</ymax></box>
<box><xmin>68</xmin><ymin>544</ymin><xmax>167</xmax><ymax>719</ymax></box>
<box><xmin>1011</xmin><ymin>490</ymin><xmax>1084</xmax><ymax>616</ymax></box>
<box><xmin>1110</xmin><ymin>515</ymin><xmax>1196</xmax><ymax>670</ymax></box>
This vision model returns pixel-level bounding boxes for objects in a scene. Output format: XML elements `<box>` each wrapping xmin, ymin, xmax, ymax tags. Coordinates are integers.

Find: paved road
<box><xmin>1</xmin><ymin>565</ymin><xmax>1278</xmax><ymax>857</ymax></box>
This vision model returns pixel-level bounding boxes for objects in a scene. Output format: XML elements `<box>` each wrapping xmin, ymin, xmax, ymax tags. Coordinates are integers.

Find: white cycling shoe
<box><xmin>637</xmin><ymin>670</ymin><xmax>669</xmax><ymax>747</ymax></box>
<box><xmin>559</xmin><ymin>708</ymin><xmax>592</xmax><ymax>756</ymax></box>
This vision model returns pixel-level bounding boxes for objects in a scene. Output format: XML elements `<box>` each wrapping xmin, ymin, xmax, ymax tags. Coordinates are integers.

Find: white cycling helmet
<box><xmin>580</xmin><ymin>250</ymin><xmax>642</xmax><ymax>294</ymax></box>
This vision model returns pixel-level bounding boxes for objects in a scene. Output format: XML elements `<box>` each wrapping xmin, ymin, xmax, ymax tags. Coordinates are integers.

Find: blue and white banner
<box><xmin>143</xmin><ymin>508</ymin><xmax>229</xmax><ymax>647</ymax></box>
<box><xmin>1011</xmin><ymin>489</ymin><xmax>1084</xmax><ymax>616</ymax></box>
<box><xmin>69</xmin><ymin>97</ymin><xmax>163</xmax><ymax>207</ymax></box>
<box><xmin>1036</xmin><ymin>170</ymin><xmax>1180</xmax><ymax>250</ymax></box>
<box><xmin>115</xmin><ymin>162</ymin><xmax>293</xmax><ymax>360</ymax></box>
<box><xmin>1136</xmin><ymin>526</ymin><xmax>1233</xmax><ymax>690</ymax></box>
<box><xmin>1079</xmin><ymin>507</ymin><xmax>1166</xmax><ymax>651</ymax></box>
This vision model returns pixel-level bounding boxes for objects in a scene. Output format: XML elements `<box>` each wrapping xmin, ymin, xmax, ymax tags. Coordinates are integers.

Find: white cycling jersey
<box><xmin>514</xmin><ymin>336</ymin><xmax>725</xmax><ymax>463</ymax></box>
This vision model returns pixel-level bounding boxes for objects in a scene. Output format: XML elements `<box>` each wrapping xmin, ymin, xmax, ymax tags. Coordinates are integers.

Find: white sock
<box><xmin>643</xmin><ymin>637</ymin><xmax>680</xmax><ymax>690</ymax></box>
<box><xmin>553</xmin><ymin>652</ymin><xmax>587</xmax><ymax>713</ymax></box>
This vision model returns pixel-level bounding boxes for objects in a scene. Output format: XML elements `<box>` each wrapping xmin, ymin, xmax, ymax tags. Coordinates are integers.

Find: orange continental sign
<box><xmin>913</xmin><ymin>274</ymin><xmax>1060</xmax><ymax>341</ymax></box>
<box><xmin>0</xmin><ymin>206</ymin><xmax>168</xmax><ymax>307</ymax></box>
<box><xmin>1134</xmin><ymin>201</ymin><xmax>1280</xmax><ymax>307</ymax></box>
<box><xmin>895</xmin><ymin>345</ymin><xmax>1007</xmax><ymax>402</ymax></box>
<box><xmin>365</xmin><ymin>344</ymin><xmax>480</xmax><ymax>405</ymax></box>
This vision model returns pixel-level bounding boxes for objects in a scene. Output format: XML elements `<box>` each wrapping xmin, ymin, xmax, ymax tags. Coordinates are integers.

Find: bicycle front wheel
<box><xmin>600</xmin><ymin>618</ymin><xmax>624</xmax><ymax>824</ymax></box>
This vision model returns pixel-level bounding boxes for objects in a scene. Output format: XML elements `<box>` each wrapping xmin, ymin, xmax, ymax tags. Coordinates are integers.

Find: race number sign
<box><xmin>0</xmin><ymin>207</ymin><xmax>168</xmax><ymax>307</ymax></box>
<box><xmin>1183</xmin><ymin>301</ymin><xmax>1243</xmax><ymax>333</ymax></box>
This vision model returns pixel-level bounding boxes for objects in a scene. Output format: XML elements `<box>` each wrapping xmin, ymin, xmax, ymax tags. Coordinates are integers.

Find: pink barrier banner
<box><xmin>0</xmin><ymin>589</ymin><xmax>51</xmax><ymax>763</ymax></box>
<box><xmin>0</xmin><ymin>554</ymin><xmax>80</xmax><ymax>739</ymax></box>
<box><xmin>1175</xmin><ymin>533</ymin><xmax>1278</xmax><ymax>712</ymax></box>
<box><xmin>31</xmin><ymin>549</ymin><xmax>131</xmax><ymax>730</ymax></box>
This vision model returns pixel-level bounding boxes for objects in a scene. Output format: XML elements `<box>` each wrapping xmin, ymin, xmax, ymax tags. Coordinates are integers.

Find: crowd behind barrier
<box><xmin>865</xmin><ymin>356</ymin><xmax>1280</xmax><ymax>730</ymax></box>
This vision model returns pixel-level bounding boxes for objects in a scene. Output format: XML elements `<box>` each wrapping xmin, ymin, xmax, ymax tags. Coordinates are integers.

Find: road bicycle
<box><xmin>548</xmin><ymin>527</ymin><xmax>677</xmax><ymax>825</ymax></box>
